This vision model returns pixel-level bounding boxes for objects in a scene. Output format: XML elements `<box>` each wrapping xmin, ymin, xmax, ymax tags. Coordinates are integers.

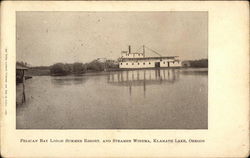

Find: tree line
<box><xmin>17</xmin><ymin>60</ymin><xmax>119</xmax><ymax>76</ymax></box>
<box><xmin>50</xmin><ymin>60</ymin><xmax>118</xmax><ymax>75</ymax></box>
<box><xmin>17</xmin><ymin>58</ymin><xmax>208</xmax><ymax>76</ymax></box>
<box><xmin>182</xmin><ymin>59</ymin><xmax>208</xmax><ymax>68</ymax></box>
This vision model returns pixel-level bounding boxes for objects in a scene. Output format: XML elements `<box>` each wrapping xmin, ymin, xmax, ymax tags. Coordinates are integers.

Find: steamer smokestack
<box><xmin>128</xmin><ymin>45</ymin><xmax>131</xmax><ymax>54</ymax></box>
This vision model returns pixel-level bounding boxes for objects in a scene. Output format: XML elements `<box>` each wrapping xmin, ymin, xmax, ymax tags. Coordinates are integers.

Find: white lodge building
<box><xmin>118</xmin><ymin>45</ymin><xmax>182</xmax><ymax>69</ymax></box>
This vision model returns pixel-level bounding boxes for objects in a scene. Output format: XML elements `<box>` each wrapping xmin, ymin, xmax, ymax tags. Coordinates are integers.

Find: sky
<box><xmin>17</xmin><ymin>11</ymin><xmax>208</xmax><ymax>66</ymax></box>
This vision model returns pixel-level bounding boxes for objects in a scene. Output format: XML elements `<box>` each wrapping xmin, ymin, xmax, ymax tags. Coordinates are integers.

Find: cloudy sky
<box><xmin>17</xmin><ymin>11</ymin><xmax>208</xmax><ymax>66</ymax></box>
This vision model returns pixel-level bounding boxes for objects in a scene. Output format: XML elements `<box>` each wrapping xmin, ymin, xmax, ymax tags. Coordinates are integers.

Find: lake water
<box><xmin>16</xmin><ymin>68</ymin><xmax>208</xmax><ymax>129</ymax></box>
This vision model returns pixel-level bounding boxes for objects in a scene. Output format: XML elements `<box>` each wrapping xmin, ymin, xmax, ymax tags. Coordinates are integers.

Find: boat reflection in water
<box><xmin>107</xmin><ymin>69</ymin><xmax>180</xmax><ymax>97</ymax></box>
<box><xmin>17</xmin><ymin>68</ymin><xmax>207</xmax><ymax>129</ymax></box>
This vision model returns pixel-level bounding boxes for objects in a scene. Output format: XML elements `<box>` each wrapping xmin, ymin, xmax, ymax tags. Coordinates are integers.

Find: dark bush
<box><xmin>73</xmin><ymin>62</ymin><xmax>86</xmax><ymax>74</ymax></box>
<box><xmin>86</xmin><ymin>61</ymin><xmax>105</xmax><ymax>71</ymax></box>
<box><xmin>190</xmin><ymin>59</ymin><xmax>208</xmax><ymax>68</ymax></box>
<box><xmin>50</xmin><ymin>63</ymin><xmax>70</xmax><ymax>75</ymax></box>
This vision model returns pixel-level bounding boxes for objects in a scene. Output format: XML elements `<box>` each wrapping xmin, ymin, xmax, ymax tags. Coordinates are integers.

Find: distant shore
<box><xmin>26</xmin><ymin>67</ymin><xmax>207</xmax><ymax>77</ymax></box>
<box><xmin>19</xmin><ymin>59</ymin><xmax>208</xmax><ymax>77</ymax></box>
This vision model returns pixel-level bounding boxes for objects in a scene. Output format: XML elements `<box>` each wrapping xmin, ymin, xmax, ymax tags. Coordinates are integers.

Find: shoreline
<box><xmin>28</xmin><ymin>67</ymin><xmax>208</xmax><ymax>77</ymax></box>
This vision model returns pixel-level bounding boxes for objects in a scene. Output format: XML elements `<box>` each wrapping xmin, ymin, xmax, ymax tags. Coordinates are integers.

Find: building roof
<box><xmin>16</xmin><ymin>65</ymin><xmax>28</xmax><ymax>70</ymax></box>
<box><xmin>119</xmin><ymin>56</ymin><xmax>179</xmax><ymax>61</ymax></box>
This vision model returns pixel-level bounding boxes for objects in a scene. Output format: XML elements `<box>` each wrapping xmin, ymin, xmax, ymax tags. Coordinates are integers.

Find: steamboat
<box><xmin>118</xmin><ymin>45</ymin><xmax>182</xmax><ymax>69</ymax></box>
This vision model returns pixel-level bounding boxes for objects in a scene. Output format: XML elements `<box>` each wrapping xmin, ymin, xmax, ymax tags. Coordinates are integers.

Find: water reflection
<box><xmin>180</xmin><ymin>68</ymin><xmax>208</xmax><ymax>76</ymax></box>
<box><xmin>17</xmin><ymin>68</ymin><xmax>208</xmax><ymax>129</ymax></box>
<box><xmin>107</xmin><ymin>69</ymin><xmax>180</xmax><ymax>97</ymax></box>
<box><xmin>51</xmin><ymin>76</ymin><xmax>88</xmax><ymax>86</ymax></box>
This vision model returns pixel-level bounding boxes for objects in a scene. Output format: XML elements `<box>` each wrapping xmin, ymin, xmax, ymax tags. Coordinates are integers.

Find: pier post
<box><xmin>22</xmin><ymin>70</ymin><xmax>26</xmax><ymax>103</ymax></box>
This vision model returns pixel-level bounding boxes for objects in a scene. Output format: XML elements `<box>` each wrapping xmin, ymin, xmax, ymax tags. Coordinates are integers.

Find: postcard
<box><xmin>1</xmin><ymin>1</ymin><xmax>249</xmax><ymax>157</ymax></box>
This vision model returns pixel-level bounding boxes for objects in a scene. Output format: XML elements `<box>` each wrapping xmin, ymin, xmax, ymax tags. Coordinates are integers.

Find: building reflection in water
<box><xmin>107</xmin><ymin>69</ymin><xmax>179</xmax><ymax>97</ymax></box>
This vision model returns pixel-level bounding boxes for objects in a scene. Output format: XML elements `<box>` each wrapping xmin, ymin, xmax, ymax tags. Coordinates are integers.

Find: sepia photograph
<box><xmin>1</xmin><ymin>1</ymin><xmax>248</xmax><ymax>157</ymax></box>
<box><xmin>16</xmin><ymin>11</ymin><xmax>208</xmax><ymax>129</ymax></box>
